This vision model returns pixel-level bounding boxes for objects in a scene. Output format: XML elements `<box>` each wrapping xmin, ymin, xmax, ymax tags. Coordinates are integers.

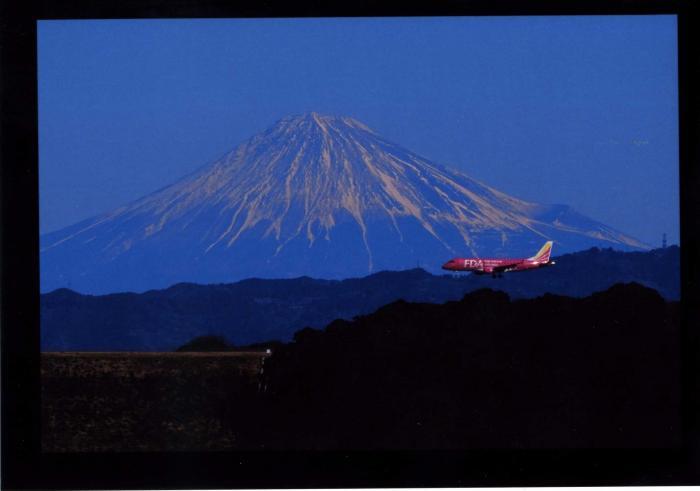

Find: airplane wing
<box><xmin>492</xmin><ymin>262</ymin><xmax>521</xmax><ymax>273</ymax></box>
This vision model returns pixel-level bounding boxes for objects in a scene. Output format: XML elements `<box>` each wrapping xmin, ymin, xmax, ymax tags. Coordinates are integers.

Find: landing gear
<box><xmin>491</xmin><ymin>272</ymin><xmax>503</xmax><ymax>279</ymax></box>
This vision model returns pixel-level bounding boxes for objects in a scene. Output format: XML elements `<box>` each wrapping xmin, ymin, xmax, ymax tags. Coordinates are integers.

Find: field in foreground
<box><xmin>42</xmin><ymin>352</ymin><xmax>267</xmax><ymax>452</ymax></box>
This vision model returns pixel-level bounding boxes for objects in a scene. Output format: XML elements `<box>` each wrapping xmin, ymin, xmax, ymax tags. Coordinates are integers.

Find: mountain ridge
<box><xmin>41</xmin><ymin>246</ymin><xmax>679</xmax><ymax>351</ymax></box>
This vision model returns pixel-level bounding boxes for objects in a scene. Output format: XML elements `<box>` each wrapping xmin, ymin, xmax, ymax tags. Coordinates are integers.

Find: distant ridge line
<box><xmin>40</xmin><ymin>246</ymin><xmax>679</xmax><ymax>351</ymax></box>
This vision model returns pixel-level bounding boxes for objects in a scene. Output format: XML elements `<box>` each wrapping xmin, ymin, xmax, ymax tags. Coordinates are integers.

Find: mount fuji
<box><xmin>41</xmin><ymin>112</ymin><xmax>647</xmax><ymax>294</ymax></box>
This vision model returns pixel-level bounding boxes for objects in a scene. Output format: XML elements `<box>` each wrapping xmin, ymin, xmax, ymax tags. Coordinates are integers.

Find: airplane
<box><xmin>442</xmin><ymin>241</ymin><xmax>555</xmax><ymax>278</ymax></box>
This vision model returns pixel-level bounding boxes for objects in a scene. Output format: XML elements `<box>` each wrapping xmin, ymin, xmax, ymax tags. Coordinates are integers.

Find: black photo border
<box><xmin>2</xmin><ymin>0</ymin><xmax>699</xmax><ymax>488</ymax></box>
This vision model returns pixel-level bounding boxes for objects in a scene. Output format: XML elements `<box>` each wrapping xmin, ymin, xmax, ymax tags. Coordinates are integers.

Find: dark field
<box><xmin>42</xmin><ymin>352</ymin><xmax>267</xmax><ymax>452</ymax></box>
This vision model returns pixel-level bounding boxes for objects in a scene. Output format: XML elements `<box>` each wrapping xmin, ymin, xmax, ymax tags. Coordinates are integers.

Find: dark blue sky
<box><xmin>38</xmin><ymin>16</ymin><xmax>678</xmax><ymax>246</ymax></box>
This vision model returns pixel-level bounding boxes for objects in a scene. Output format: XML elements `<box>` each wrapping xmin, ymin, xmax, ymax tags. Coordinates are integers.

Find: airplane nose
<box><xmin>442</xmin><ymin>261</ymin><xmax>452</xmax><ymax>270</ymax></box>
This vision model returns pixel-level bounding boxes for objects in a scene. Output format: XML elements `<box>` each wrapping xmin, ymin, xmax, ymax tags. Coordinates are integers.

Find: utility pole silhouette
<box><xmin>662</xmin><ymin>233</ymin><xmax>667</xmax><ymax>249</ymax></box>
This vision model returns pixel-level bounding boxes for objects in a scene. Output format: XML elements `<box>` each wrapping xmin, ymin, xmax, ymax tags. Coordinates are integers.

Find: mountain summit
<box><xmin>41</xmin><ymin>112</ymin><xmax>646</xmax><ymax>293</ymax></box>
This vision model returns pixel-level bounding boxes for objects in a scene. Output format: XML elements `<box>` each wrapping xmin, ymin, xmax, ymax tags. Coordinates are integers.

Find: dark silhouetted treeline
<box><xmin>247</xmin><ymin>283</ymin><xmax>680</xmax><ymax>449</ymax></box>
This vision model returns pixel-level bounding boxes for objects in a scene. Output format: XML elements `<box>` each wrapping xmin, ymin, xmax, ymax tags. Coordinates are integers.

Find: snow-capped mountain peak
<box><xmin>41</xmin><ymin>113</ymin><xmax>647</xmax><ymax>293</ymax></box>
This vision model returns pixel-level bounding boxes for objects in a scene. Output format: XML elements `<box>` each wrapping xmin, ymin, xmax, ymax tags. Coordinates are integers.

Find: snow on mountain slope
<box><xmin>41</xmin><ymin>112</ymin><xmax>647</xmax><ymax>293</ymax></box>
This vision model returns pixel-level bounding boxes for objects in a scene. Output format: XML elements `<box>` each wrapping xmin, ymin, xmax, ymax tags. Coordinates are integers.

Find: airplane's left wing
<box><xmin>492</xmin><ymin>262</ymin><xmax>520</xmax><ymax>273</ymax></box>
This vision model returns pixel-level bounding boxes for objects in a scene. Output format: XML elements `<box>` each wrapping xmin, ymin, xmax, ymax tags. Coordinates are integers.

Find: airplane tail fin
<box><xmin>529</xmin><ymin>241</ymin><xmax>553</xmax><ymax>263</ymax></box>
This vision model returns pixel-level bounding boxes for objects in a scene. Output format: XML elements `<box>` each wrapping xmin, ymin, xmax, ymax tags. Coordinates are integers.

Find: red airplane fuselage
<box><xmin>442</xmin><ymin>241</ymin><xmax>555</xmax><ymax>276</ymax></box>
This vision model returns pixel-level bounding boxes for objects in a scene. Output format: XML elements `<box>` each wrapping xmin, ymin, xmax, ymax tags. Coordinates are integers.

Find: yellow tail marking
<box><xmin>530</xmin><ymin>241</ymin><xmax>553</xmax><ymax>260</ymax></box>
